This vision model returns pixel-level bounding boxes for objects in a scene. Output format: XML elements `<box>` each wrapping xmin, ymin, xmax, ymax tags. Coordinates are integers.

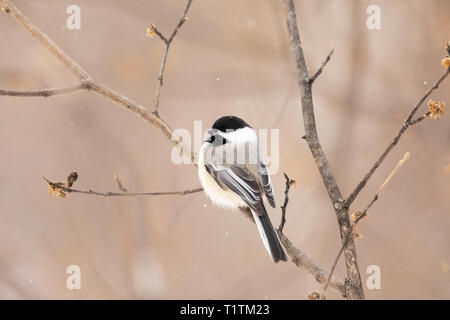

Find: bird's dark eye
<box><xmin>207</xmin><ymin>134</ymin><xmax>228</xmax><ymax>145</ymax></box>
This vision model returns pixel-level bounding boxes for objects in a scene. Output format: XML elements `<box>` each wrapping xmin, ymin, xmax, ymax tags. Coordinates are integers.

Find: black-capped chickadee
<box><xmin>198</xmin><ymin>116</ymin><xmax>287</xmax><ymax>263</ymax></box>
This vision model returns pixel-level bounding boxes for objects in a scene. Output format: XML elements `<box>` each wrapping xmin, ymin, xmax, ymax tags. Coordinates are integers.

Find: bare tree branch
<box><xmin>149</xmin><ymin>0</ymin><xmax>193</xmax><ymax>115</ymax></box>
<box><xmin>346</xmin><ymin>68</ymin><xmax>450</xmax><ymax>205</ymax></box>
<box><xmin>0</xmin><ymin>0</ymin><xmax>195</xmax><ymax>163</ymax></box>
<box><xmin>0</xmin><ymin>84</ymin><xmax>87</xmax><ymax>97</ymax></box>
<box><xmin>321</xmin><ymin>152</ymin><xmax>411</xmax><ymax>299</ymax></box>
<box><xmin>284</xmin><ymin>0</ymin><xmax>365</xmax><ymax>299</ymax></box>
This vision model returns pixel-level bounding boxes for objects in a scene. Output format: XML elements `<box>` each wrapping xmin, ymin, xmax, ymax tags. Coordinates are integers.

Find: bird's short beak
<box><xmin>204</xmin><ymin>129</ymin><xmax>216</xmax><ymax>143</ymax></box>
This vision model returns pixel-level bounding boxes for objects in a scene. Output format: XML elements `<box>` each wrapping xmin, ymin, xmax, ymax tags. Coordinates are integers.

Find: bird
<box><xmin>198</xmin><ymin>115</ymin><xmax>287</xmax><ymax>263</ymax></box>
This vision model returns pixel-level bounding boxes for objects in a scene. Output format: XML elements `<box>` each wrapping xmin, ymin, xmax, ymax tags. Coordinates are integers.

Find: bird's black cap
<box><xmin>212</xmin><ymin>116</ymin><xmax>251</xmax><ymax>132</ymax></box>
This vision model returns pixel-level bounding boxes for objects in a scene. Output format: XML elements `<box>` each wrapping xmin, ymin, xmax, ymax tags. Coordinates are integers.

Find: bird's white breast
<box><xmin>198</xmin><ymin>143</ymin><xmax>246</xmax><ymax>209</ymax></box>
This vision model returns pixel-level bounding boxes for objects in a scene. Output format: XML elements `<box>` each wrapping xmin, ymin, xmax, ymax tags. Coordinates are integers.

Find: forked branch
<box><xmin>147</xmin><ymin>0</ymin><xmax>193</xmax><ymax>115</ymax></box>
<box><xmin>347</xmin><ymin>69</ymin><xmax>450</xmax><ymax>205</ymax></box>
<box><xmin>284</xmin><ymin>0</ymin><xmax>365</xmax><ymax>299</ymax></box>
<box><xmin>322</xmin><ymin>152</ymin><xmax>411</xmax><ymax>299</ymax></box>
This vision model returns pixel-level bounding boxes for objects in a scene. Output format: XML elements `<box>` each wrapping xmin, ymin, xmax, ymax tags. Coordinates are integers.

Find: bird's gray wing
<box><xmin>258</xmin><ymin>161</ymin><xmax>275</xmax><ymax>208</ymax></box>
<box><xmin>205</xmin><ymin>162</ymin><xmax>287</xmax><ymax>262</ymax></box>
<box><xmin>205</xmin><ymin>163</ymin><xmax>264</xmax><ymax>215</ymax></box>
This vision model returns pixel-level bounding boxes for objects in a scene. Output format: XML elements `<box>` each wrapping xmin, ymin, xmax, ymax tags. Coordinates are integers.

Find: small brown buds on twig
<box><xmin>146</xmin><ymin>24</ymin><xmax>156</xmax><ymax>38</ymax></box>
<box><xmin>353</xmin><ymin>232</ymin><xmax>363</xmax><ymax>240</ymax></box>
<box><xmin>442</xmin><ymin>42</ymin><xmax>450</xmax><ymax>67</ymax></box>
<box><xmin>307</xmin><ymin>292</ymin><xmax>321</xmax><ymax>300</ymax></box>
<box><xmin>442</xmin><ymin>57</ymin><xmax>450</xmax><ymax>69</ymax></box>
<box><xmin>67</xmin><ymin>171</ymin><xmax>78</xmax><ymax>188</ymax></box>
<box><xmin>47</xmin><ymin>181</ymin><xmax>67</xmax><ymax>198</ymax></box>
<box><xmin>428</xmin><ymin>99</ymin><xmax>446</xmax><ymax>120</ymax></box>
<box><xmin>1</xmin><ymin>4</ymin><xmax>10</xmax><ymax>13</ymax></box>
<box><xmin>43</xmin><ymin>171</ymin><xmax>78</xmax><ymax>198</ymax></box>
<box><xmin>351</xmin><ymin>211</ymin><xmax>366</xmax><ymax>223</ymax></box>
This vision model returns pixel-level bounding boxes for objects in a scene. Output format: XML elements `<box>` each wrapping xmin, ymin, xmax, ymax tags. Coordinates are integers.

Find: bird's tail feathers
<box><xmin>250</xmin><ymin>206</ymin><xmax>287</xmax><ymax>263</ymax></box>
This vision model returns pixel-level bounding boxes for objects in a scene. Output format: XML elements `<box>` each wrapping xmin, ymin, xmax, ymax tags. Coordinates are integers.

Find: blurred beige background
<box><xmin>0</xmin><ymin>0</ymin><xmax>449</xmax><ymax>299</ymax></box>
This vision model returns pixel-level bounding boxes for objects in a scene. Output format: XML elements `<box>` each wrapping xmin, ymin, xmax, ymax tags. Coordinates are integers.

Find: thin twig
<box><xmin>320</xmin><ymin>232</ymin><xmax>350</xmax><ymax>300</ymax></box>
<box><xmin>0</xmin><ymin>84</ymin><xmax>87</xmax><ymax>97</ymax></box>
<box><xmin>347</xmin><ymin>69</ymin><xmax>450</xmax><ymax>205</ymax></box>
<box><xmin>321</xmin><ymin>152</ymin><xmax>411</xmax><ymax>299</ymax></box>
<box><xmin>151</xmin><ymin>0</ymin><xmax>193</xmax><ymax>115</ymax></box>
<box><xmin>278</xmin><ymin>173</ymin><xmax>295</xmax><ymax>232</ymax></box>
<box><xmin>168</xmin><ymin>0</ymin><xmax>192</xmax><ymax>43</ymax></box>
<box><xmin>409</xmin><ymin>112</ymin><xmax>430</xmax><ymax>125</ymax></box>
<box><xmin>284</xmin><ymin>0</ymin><xmax>365</xmax><ymax>299</ymax></box>
<box><xmin>43</xmin><ymin>176</ymin><xmax>202</xmax><ymax>197</ymax></box>
<box><xmin>308</xmin><ymin>48</ymin><xmax>335</xmax><ymax>84</ymax></box>
<box><xmin>66</xmin><ymin>187</ymin><xmax>203</xmax><ymax>197</ymax></box>
<box><xmin>149</xmin><ymin>24</ymin><xmax>168</xmax><ymax>43</ymax></box>
<box><xmin>114</xmin><ymin>172</ymin><xmax>128</xmax><ymax>192</ymax></box>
